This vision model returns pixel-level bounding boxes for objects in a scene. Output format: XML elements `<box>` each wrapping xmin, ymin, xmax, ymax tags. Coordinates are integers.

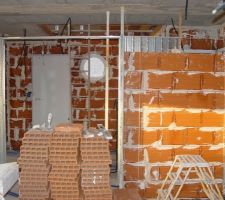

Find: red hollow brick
<box><xmin>10</xmin><ymin>139</ymin><xmax>22</xmax><ymax>150</ymax></box>
<box><xmin>175</xmin><ymin>111</ymin><xmax>201</xmax><ymax>127</ymax></box>
<box><xmin>9</xmin><ymin>47</ymin><xmax>23</xmax><ymax>56</ymax></box>
<box><xmin>174</xmin><ymin>183</ymin><xmax>203</xmax><ymax>198</ymax></box>
<box><xmin>10</xmin><ymin>58</ymin><xmax>15</xmax><ymax>66</ymax></box>
<box><xmin>130</xmin><ymin>129</ymin><xmax>159</xmax><ymax>145</ymax></box>
<box><xmin>175</xmin><ymin>146</ymin><xmax>200</xmax><ymax>156</ymax></box>
<box><xmin>191</xmin><ymin>39</ymin><xmax>213</xmax><ymax>50</ymax></box>
<box><xmin>10</xmin><ymin>119</ymin><xmax>23</xmax><ymax>128</ymax></box>
<box><xmin>124</xmin><ymin>111</ymin><xmax>141</xmax><ymax>127</ymax></box>
<box><xmin>9</xmin><ymin>79</ymin><xmax>16</xmax><ymax>87</ymax></box>
<box><xmin>188</xmin><ymin>54</ymin><xmax>214</xmax><ymax>72</ymax></box>
<box><xmin>213</xmin><ymin>130</ymin><xmax>224</xmax><ymax>144</ymax></box>
<box><xmin>109</xmin><ymin>78</ymin><xmax>118</xmax><ymax>88</ymax></box>
<box><xmin>10</xmin><ymin>110</ymin><xmax>17</xmax><ymax>118</ymax></box>
<box><xmin>187</xmin><ymin>128</ymin><xmax>213</xmax><ymax>145</ymax></box>
<box><xmin>20</xmin><ymin>78</ymin><xmax>31</xmax><ymax>87</ymax></box>
<box><xmin>18</xmin><ymin>110</ymin><xmax>32</xmax><ymax>119</ymax></box>
<box><xmin>214</xmin><ymin>165</ymin><xmax>223</xmax><ymax>179</ymax></box>
<box><xmin>146</xmin><ymin>112</ymin><xmax>174</xmax><ymax>127</ymax></box>
<box><xmin>127</xmin><ymin>92</ymin><xmax>159</xmax><ymax>108</ymax></box>
<box><xmin>159</xmin><ymin>53</ymin><xmax>187</xmax><ymax>71</ymax></box>
<box><xmin>10</xmin><ymin>100</ymin><xmax>24</xmax><ymax>108</ymax></box>
<box><xmin>148</xmin><ymin>73</ymin><xmax>173</xmax><ymax>89</ymax></box>
<box><xmin>124</xmin><ymin>164</ymin><xmax>145</xmax><ymax>181</ymax></box>
<box><xmin>214</xmin><ymin>93</ymin><xmax>225</xmax><ymax>109</ymax></box>
<box><xmin>216</xmin><ymin>40</ymin><xmax>225</xmax><ymax>49</ymax></box>
<box><xmin>200</xmin><ymin>146</ymin><xmax>224</xmax><ymax>163</ymax></box>
<box><xmin>124</xmin><ymin>148</ymin><xmax>144</xmax><ymax>163</ymax></box>
<box><xmin>72</xmin><ymin>98</ymin><xmax>86</xmax><ymax>108</ymax></box>
<box><xmin>146</xmin><ymin>112</ymin><xmax>160</xmax><ymax>127</ymax></box>
<box><xmin>133</xmin><ymin>52</ymin><xmax>159</xmax><ymax>70</ymax></box>
<box><xmin>161</xmin><ymin>129</ymin><xmax>187</xmax><ymax>145</ymax></box>
<box><xmin>202</xmin><ymin>73</ymin><xmax>225</xmax><ymax>90</ymax></box>
<box><xmin>49</xmin><ymin>45</ymin><xmax>64</xmax><ymax>54</ymax></box>
<box><xmin>174</xmin><ymin>72</ymin><xmax>201</xmax><ymax>90</ymax></box>
<box><xmin>159</xmin><ymin>166</ymin><xmax>171</xmax><ymax>180</ymax></box>
<box><xmin>187</xmin><ymin>93</ymin><xmax>214</xmax><ymax>109</ymax></box>
<box><xmin>10</xmin><ymin>68</ymin><xmax>22</xmax><ymax>77</ymax></box>
<box><xmin>202</xmin><ymin>111</ymin><xmax>224</xmax><ymax>127</ymax></box>
<box><xmin>90</xmin><ymin>99</ymin><xmax>104</xmax><ymax>108</ymax></box>
<box><xmin>125</xmin><ymin>71</ymin><xmax>142</xmax><ymax>89</ymax></box>
<box><xmin>143</xmin><ymin>184</ymin><xmax>161</xmax><ymax>198</ymax></box>
<box><xmin>159</xmin><ymin>93</ymin><xmax>188</xmax><ymax>108</ymax></box>
<box><xmin>147</xmin><ymin>147</ymin><xmax>174</xmax><ymax>162</ymax></box>
<box><xmin>215</xmin><ymin>54</ymin><xmax>225</xmax><ymax>72</ymax></box>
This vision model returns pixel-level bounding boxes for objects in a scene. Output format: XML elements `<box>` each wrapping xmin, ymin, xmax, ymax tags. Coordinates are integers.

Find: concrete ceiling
<box><xmin>0</xmin><ymin>0</ymin><xmax>224</xmax><ymax>36</ymax></box>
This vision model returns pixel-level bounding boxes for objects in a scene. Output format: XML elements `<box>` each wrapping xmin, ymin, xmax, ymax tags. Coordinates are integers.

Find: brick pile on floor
<box><xmin>80</xmin><ymin>135</ymin><xmax>112</xmax><ymax>200</ymax></box>
<box><xmin>18</xmin><ymin>130</ymin><xmax>52</xmax><ymax>200</ymax></box>
<box><xmin>48</xmin><ymin>123</ymin><xmax>83</xmax><ymax>200</ymax></box>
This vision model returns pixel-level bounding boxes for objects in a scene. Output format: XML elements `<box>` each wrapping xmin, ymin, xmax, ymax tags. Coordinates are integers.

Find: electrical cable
<box><xmin>60</xmin><ymin>17</ymin><xmax>72</xmax><ymax>36</ymax></box>
<box><xmin>16</xmin><ymin>29</ymin><xmax>27</xmax><ymax>69</ymax></box>
<box><xmin>185</xmin><ymin>0</ymin><xmax>189</xmax><ymax>20</ymax></box>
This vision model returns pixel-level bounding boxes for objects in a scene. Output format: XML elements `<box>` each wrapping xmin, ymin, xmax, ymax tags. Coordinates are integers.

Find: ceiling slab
<box><xmin>0</xmin><ymin>0</ymin><xmax>223</xmax><ymax>36</ymax></box>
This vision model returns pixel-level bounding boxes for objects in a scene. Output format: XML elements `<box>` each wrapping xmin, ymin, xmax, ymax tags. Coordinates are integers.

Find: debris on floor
<box><xmin>113</xmin><ymin>188</ymin><xmax>142</xmax><ymax>200</ymax></box>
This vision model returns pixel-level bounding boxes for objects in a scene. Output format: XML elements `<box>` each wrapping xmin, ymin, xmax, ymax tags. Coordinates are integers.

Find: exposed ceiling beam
<box><xmin>39</xmin><ymin>24</ymin><xmax>54</xmax><ymax>36</ymax></box>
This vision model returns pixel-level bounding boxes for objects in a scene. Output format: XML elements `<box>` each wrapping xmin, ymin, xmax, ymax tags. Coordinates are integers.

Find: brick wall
<box><xmin>7</xmin><ymin>40</ymin><xmax>118</xmax><ymax>150</ymax></box>
<box><xmin>123</xmin><ymin>52</ymin><xmax>225</xmax><ymax>198</ymax></box>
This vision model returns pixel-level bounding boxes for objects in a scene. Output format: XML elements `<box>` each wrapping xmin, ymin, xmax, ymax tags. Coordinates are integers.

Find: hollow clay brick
<box><xmin>147</xmin><ymin>147</ymin><xmax>174</xmax><ymax>162</ymax></box>
<box><xmin>161</xmin><ymin>129</ymin><xmax>187</xmax><ymax>145</ymax></box>
<box><xmin>188</xmin><ymin>54</ymin><xmax>214</xmax><ymax>72</ymax></box>
<box><xmin>148</xmin><ymin>73</ymin><xmax>173</xmax><ymax>89</ymax></box>
<box><xmin>125</xmin><ymin>71</ymin><xmax>142</xmax><ymax>89</ymax></box>
<box><xmin>124</xmin><ymin>164</ymin><xmax>145</xmax><ymax>181</ymax></box>
<box><xmin>133</xmin><ymin>52</ymin><xmax>159</xmax><ymax>70</ymax></box>
<box><xmin>159</xmin><ymin>53</ymin><xmax>187</xmax><ymax>71</ymax></box>
<box><xmin>202</xmin><ymin>73</ymin><xmax>225</xmax><ymax>90</ymax></box>
<box><xmin>201</xmin><ymin>111</ymin><xmax>224</xmax><ymax>127</ymax></box>
<box><xmin>124</xmin><ymin>148</ymin><xmax>144</xmax><ymax>163</ymax></box>
<box><xmin>174</xmin><ymin>72</ymin><xmax>201</xmax><ymax>90</ymax></box>
<box><xmin>187</xmin><ymin>128</ymin><xmax>213</xmax><ymax>145</ymax></box>
<box><xmin>175</xmin><ymin>111</ymin><xmax>201</xmax><ymax>127</ymax></box>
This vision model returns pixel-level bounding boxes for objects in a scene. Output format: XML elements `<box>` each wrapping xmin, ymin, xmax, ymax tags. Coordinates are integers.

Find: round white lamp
<box><xmin>80</xmin><ymin>53</ymin><xmax>105</xmax><ymax>82</ymax></box>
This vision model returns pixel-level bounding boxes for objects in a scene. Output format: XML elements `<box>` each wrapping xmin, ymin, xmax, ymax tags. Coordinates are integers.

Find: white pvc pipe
<box><xmin>105</xmin><ymin>11</ymin><xmax>110</xmax><ymax>130</ymax></box>
<box><xmin>118</xmin><ymin>6</ymin><xmax>125</xmax><ymax>189</ymax></box>
<box><xmin>2</xmin><ymin>35</ymin><xmax>120</xmax><ymax>41</ymax></box>
<box><xmin>0</xmin><ymin>39</ymin><xmax>6</xmax><ymax>163</ymax></box>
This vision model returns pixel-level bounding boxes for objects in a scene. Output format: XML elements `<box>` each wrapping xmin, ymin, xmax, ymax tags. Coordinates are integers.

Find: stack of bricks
<box><xmin>80</xmin><ymin>136</ymin><xmax>112</xmax><ymax>200</ymax></box>
<box><xmin>48</xmin><ymin>123</ymin><xmax>83</xmax><ymax>200</ymax></box>
<box><xmin>18</xmin><ymin>130</ymin><xmax>52</xmax><ymax>200</ymax></box>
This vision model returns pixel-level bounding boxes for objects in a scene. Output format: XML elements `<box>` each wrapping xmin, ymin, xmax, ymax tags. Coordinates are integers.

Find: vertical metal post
<box><xmin>105</xmin><ymin>11</ymin><xmax>110</xmax><ymax>130</ymax></box>
<box><xmin>0</xmin><ymin>38</ymin><xmax>6</xmax><ymax>163</ymax></box>
<box><xmin>118</xmin><ymin>6</ymin><xmax>125</xmax><ymax>188</ymax></box>
<box><xmin>87</xmin><ymin>25</ymin><xmax>91</xmax><ymax>129</ymax></box>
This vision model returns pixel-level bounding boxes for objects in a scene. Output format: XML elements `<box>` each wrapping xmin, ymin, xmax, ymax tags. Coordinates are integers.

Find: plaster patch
<box><xmin>209</xmin><ymin>144</ymin><xmax>224</xmax><ymax>150</ymax></box>
<box><xmin>199</xmin><ymin>127</ymin><xmax>224</xmax><ymax>132</ymax></box>
<box><xmin>128</xmin><ymin>52</ymin><xmax>135</xmax><ymax>71</ymax></box>
<box><xmin>183</xmin><ymin>145</ymin><xmax>199</xmax><ymax>149</ymax></box>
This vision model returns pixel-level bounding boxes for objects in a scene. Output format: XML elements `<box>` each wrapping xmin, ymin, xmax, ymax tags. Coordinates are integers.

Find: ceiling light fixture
<box><xmin>212</xmin><ymin>0</ymin><xmax>225</xmax><ymax>14</ymax></box>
